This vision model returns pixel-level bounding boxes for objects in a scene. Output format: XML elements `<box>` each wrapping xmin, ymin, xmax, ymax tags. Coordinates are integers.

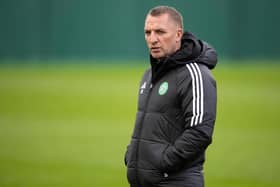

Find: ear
<box><xmin>176</xmin><ymin>28</ymin><xmax>183</xmax><ymax>43</ymax></box>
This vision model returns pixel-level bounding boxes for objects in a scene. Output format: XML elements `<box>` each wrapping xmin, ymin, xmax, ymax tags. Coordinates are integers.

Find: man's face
<box><xmin>144</xmin><ymin>13</ymin><xmax>183</xmax><ymax>60</ymax></box>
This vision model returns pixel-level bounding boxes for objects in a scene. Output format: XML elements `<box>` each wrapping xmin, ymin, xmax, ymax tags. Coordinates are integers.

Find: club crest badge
<box><xmin>158</xmin><ymin>82</ymin><xmax>168</xmax><ymax>95</ymax></box>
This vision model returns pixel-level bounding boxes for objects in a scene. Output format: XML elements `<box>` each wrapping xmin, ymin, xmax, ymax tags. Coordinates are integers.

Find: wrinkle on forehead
<box><xmin>144</xmin><ymin>14</ymin><xmax>175</xmax><ymax>31</ymax></box>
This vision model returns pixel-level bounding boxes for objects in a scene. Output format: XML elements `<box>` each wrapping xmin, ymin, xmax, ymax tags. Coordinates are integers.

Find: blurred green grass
<box><xmin>0</xmin><ymin>61</ymin><xmax>279</xmax><ymax>187</ymax></box>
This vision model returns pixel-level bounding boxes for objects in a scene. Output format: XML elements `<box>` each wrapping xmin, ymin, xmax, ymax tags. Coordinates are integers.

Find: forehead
<box><xmin>144</xmin><ymin>14</ymin><xmax>174</xmax><ymax>30</ymax></box>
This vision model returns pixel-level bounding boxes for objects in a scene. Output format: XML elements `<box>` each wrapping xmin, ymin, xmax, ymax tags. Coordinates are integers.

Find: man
<box><xmin>125</xmin><ymin>5</ymin><xmax>217</xmax><ymax>187</ymax></box>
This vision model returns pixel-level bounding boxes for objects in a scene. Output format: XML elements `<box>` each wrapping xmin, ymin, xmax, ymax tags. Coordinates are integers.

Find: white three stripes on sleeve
<box><xmin>186</xmin><ymin>63</ymin><xmax>204</xmax><ymax>127</ymax></box>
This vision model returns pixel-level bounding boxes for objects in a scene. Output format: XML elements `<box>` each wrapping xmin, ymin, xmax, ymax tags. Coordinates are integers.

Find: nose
<box><xmin>150</xmin><ymin>32</ymin><xmax>158</xmax><ymax>44</ymax></box>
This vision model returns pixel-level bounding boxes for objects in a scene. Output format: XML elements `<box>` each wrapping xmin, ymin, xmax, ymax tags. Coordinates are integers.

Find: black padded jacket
<box><xmin>125</xmin><ymin>32</ymin><xmax>217</xmax><ymax>187</ymax></box>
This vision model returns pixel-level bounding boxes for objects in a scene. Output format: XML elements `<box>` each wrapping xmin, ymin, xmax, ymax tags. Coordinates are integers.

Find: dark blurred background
<box><xmin>0</xmin><ymin>0</ymin><xmax>279</xmax><ymax>61</ymax></box>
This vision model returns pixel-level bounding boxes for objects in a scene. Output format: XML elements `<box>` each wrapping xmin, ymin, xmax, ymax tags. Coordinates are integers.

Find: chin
<box><xmin>151</xmin><ymin>53</ymin><xmax>164</xmax><ymax>60</ymax></box>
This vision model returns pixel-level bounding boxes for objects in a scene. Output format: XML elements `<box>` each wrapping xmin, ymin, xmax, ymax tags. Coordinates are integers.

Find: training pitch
<box><xmin>0</xmin><ymin>61</ymin><xmax>279</xmax><ymax>187</ymax></box>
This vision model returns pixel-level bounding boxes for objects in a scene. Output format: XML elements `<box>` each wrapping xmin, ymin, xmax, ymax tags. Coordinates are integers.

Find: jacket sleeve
<box><xmin>161</xmin><ymin>63</ymin><xmax>217</xmax><ymax>172</ymax></box>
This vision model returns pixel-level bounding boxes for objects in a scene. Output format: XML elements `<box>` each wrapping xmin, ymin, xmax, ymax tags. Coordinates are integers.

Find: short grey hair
<box><xmin>147</xmin><ymin>5</ymin><xmax>184</xmax><ymax>29</ymax></box>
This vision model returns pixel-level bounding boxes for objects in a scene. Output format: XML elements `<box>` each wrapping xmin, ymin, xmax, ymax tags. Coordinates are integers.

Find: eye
<box><xmin>156</xmin><ymin>29</ymin><xmax>166</xmax><ymax>35</ymax></box>
<box><xmin>145</xmin><ymin>30</ymin><xmax>151</xmax><ymax>35</ymax></box>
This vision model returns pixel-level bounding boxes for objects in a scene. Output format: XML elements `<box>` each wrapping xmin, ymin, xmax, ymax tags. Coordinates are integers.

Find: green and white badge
<box><xmin>158</xmin><ymin>82</ymin><xmax>168</xmax><ymax>95</ymax></box>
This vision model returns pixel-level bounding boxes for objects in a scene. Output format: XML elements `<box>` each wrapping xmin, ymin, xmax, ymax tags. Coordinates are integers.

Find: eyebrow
<box><xmin>144</xmin><ymin>28</ymin><xmax>166</xmax><ymax>33</ymax></box>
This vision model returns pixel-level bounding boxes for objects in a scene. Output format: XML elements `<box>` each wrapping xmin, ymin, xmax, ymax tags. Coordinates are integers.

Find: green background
<box><xmin>0</xmin><ymin>0</ymin><xmax>279</xmax><ymax>59</ymax></box>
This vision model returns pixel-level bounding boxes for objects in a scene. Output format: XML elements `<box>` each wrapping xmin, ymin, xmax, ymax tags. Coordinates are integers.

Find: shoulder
<box><xmin>142</xmin><ymin>68</ymin><xmax>151</xmax><ymax>78</ymax></box>
<box><xmin>175</xmin><ymin>62</ymin><xmax>216</xmax><ymax>87</ymax></box>
<box><xmin>139</xmin><ymin>68</ymin><xmax>151</xmax><ymax>81</ymax></box>
<box><xmin>138</xmin><ymin>68</ymin><xmax>152</xmax><ymax>87</ymax></box>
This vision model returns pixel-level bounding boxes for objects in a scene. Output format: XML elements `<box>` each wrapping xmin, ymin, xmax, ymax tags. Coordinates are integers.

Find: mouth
<box><xmin>150</xmin><ymin>47</ymin><xmax>161</xmax><ymax>53</ymax></box>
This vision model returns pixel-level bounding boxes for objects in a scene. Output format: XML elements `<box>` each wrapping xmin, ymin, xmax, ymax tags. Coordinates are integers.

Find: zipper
<box><xmin>134</xmin><ymin>79</ymin><xmax>153</xmax><ymax>186</ymax></box>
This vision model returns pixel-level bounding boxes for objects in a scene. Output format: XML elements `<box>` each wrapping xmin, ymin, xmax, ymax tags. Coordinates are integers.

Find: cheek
<box><xmin>146</xmin><ymin>38</ymin><xmax>153</xmax><ymax>48</ymax></box>
<box><xmin>145</xmin><ymin>37</ymin><xmax>149</xmax><ymax>44</ymax></box>
<box><xmin>163</xmin><ymin>38</ymin><xmax>176</xmax><ymax>50</ymax></box>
